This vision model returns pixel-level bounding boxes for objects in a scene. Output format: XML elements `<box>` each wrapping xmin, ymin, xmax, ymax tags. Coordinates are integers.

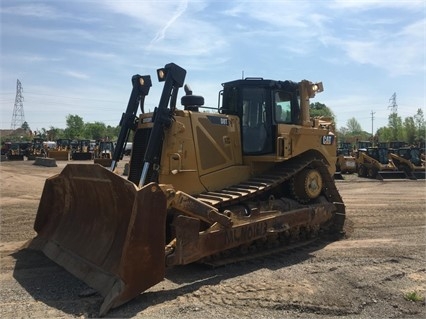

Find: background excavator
<box><xmin>29</xmin><ymin>63</ymin><xmax>346</xmax><ymax>316</ymax></box>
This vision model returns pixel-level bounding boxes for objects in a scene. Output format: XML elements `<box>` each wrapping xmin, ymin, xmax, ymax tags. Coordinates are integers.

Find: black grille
<box><xmin>128</xmin><ymin>128</ymin><xmax>161</xmax><ymax>185</ymax></box>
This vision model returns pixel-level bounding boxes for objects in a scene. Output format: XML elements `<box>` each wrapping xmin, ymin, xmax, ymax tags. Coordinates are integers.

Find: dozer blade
<box><xmin>94</xmin><ymin>158</ymin><xmax>113</xmax><ymax>167</ymax></box>
<box><xmin>377</xmin><ymin>170</ymin><xmax>409</xmax><ymax>180</ymax></box>
<box><xmin>28</xmin><ymin>164</ymin><xmax>167</xmax><ymax>316</ymax></box>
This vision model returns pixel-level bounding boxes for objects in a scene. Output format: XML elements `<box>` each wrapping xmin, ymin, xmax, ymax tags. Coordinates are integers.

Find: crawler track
<box><xmin>191</xmin><ymin>153</ymin><xmax>346</xmax><ymax>266</ymax></box>
<box><xmin>194</xmin><ymin>153</ymin><xmax>345</xmax><ymax>219</ymax></box>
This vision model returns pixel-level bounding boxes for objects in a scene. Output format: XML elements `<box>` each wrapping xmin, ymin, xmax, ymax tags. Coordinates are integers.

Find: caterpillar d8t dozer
<box><xmin>29</xmin><ymin>63</ymin><xmax>345</xmax><ymax>316</ymax></box>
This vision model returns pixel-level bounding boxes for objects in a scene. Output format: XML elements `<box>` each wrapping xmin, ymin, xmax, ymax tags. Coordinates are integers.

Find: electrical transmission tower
<box><xmin>11</xmin><ymin>79</ymin><xmax>25</xmax><ymax>129</ymax></box>
<box><xmin>388</xmin><ymin>92</ymin><xmax>398</xmax><ymax>113</ymax></box>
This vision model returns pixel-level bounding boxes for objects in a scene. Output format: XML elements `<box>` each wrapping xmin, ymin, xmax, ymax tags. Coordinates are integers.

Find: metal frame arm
<box><xmin>110</xmin><ymin>75</ymin><xmax>152</xmax><ymax>171</ymax></box>
<box><xmin>139</xmin><ymin>63</ymin><xmax>186</xmax><ymax>187</ymax></box>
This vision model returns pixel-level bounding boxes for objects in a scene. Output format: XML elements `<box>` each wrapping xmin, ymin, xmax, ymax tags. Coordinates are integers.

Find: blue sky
<box><xmin>1</xmin><ymin>0</ymin><xmax>424</xmax><ymax>133</ymax></box>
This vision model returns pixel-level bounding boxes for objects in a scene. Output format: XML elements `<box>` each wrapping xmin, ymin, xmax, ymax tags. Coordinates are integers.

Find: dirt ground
<box><xmin>0</xmin><ymin>159</ymin><xmax>425</xmax><ymax>319</ymax></box>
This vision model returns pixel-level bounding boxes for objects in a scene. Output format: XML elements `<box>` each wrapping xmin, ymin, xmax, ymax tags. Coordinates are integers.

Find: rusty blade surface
<box><xmin>29</xmin><ymin>164</ymin><xmax>167</xmax><ymax>316</ymax></box>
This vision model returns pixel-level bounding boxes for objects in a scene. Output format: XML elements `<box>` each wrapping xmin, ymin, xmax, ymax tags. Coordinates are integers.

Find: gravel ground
<box><xmin>0</xmin><ymin>159</ymin><xmax>425</xmax><ymax>319</ymax></box>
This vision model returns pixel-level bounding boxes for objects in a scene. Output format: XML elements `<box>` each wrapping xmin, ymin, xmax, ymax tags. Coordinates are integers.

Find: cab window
<box><xmin>274</xmin><ymin>91</ymin><xmax>292</xmax><ymax>123</ymax></box>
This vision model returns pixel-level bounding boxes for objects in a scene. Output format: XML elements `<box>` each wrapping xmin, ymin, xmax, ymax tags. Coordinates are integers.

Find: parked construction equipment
<box><xmin>48</xmin><ymin>139</ymin><xmax>72</xmax><ymax>161</ymax></box>
<box><xmin>29</xmin><ymin>63</ymin><xmax>345</xmax><ymax>316</ymax></box>
<box><xmin>26</xmin><ymin>138</ymin><xmax>46</xmax><ymax>160</ymax></box>
<box><xmin>71</xmin><ymin>139</ymin><xmax>93</xmax><ymax>160</ymax></box>
<box><xmin>93</xmin><ymin>141</ymin><xmax>115</xmax><ymax>167</ymax></box>
<box><xmin>6</xmin><ymin>142</ymin><xmax>25</xmax><ymax>161</ymax></box>
<box><xmin>389</xmin><ymin>146</ymin><xmax>425</xmax><ymax>179</ymax></box>
<box><xmin>335</xmin><ymin>142</ymin><xmax>356</xmax><ymax>179</ymax></box>
<box><xmin>355</xmin><ymin>146</ymin><xmax>407</xmax><ymax>180</ymax></box>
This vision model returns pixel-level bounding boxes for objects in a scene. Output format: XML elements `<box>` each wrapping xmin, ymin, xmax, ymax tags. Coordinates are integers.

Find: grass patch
<box><xmin>404</xmin><ymin>291</ymin><xmax>424</xmax><ymax>302</ymax></box>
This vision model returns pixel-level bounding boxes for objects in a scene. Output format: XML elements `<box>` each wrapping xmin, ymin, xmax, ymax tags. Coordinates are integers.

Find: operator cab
<box><xmin>220</xmin><ymin>78</ymin><xmax>301</xmax><ymax>155</ymax></box>
<box><xmin>367</xmin><ymin>147</ymin><xmax>390</xmax><ymax>165</ymax></box>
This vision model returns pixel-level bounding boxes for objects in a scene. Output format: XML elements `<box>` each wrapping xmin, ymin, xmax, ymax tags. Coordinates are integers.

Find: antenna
<box><xmin>11</xmin><ymin>79</ymin><xmax>25</xmax><ymax>129</ymax></box>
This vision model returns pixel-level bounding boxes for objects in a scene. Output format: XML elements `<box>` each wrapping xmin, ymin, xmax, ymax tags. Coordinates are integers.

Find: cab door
<box><xmin>240</xmin><ymin>87</ymin><xmax>273</xmax><ymax>155</ymax></box>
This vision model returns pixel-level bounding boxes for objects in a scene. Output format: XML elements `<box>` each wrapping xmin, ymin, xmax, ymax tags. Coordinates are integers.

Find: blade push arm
<box><xmin>110</xmin><ymin>75</ymin><xmax>152</xmax><ymax>171</ymax></box>
<box><xmin>139</xmin><ymin>63</ymin><xmax>186</xmax><ymax>187</ymax></box>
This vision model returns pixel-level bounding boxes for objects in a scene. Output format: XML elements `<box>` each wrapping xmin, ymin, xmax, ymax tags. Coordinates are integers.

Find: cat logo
<box><xmin>321</xmin><ymin>135</ymin><xmax>334</xmax><ymax>145</ymax></box>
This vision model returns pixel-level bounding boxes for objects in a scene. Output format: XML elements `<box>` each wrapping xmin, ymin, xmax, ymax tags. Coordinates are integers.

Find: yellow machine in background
<box><xmin>356</xmin><ymin>146</ymin><xmax>407</xmax><ymax>180</ymax></box>
<box><xmin>389</xmin><ymin>146</ymin><xmax>425</xmax><ymax>179</ymax></box>
<box><xmin>48</xmin><ymin>139</ymin><xmax>71</xmax><ymax>161</ymax></box>
<box><xmin>335</xmin><ymin>142</ymin><xmax>356</xmax><ymax>179</ymax></box>
<box><xmin>71</xmin><ymin>139</ymin><xmax>93</xmax><ymax>160</ymax></box>
<box><xmin>30</xmin><ymin>63</ymin><xmax>345</xmax><ymax>316</ymax></box>
<box><xmin>26</xmin><ymin>138</ymin><xmax>46</xmax><ymax>160</ymax></box>
<box><xmin>93</xmin><ymin>141</ymin><xmax>115</xmax><ymax>167</ymax></box>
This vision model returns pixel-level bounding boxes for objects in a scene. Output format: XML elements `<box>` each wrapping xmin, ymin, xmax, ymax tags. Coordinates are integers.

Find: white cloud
<box><xmin>63</xmin><ymin>70</ymin><xmax>89</xmax><ymax>79</ymax></box>
<box><xmin>0</xmin><ymin>3</ymin><xmax>60</xmax><ymax>19</ymax></box>
<box><xmin>3</xmin><ymin>23</ymin><xmax>96</xmax><ymax>43</ymax></box>
<box><xmin>0</xmin><ymin>2</ymin><xmax>100</xmax><ymax>22</ymax></box>
<box><xmin>341</xmin><ymin>18</ymin><xmax>425</xmax><ymax>76</ymax></box>
<box><xmin>97</xmin><ymin>0</ymin><xmax>228</xmax><ymax>61</ymax></box>
<box><xmin>1</xmin><ymin>53</ymin><xmax>64</xmax><ymax>64</ymax></box>
<box><xmin>331</xmin><ymin>0</ymin><xmax>424</xmax><ymax>11</ymax></box>
<box><xmin>150</xmin><ymin>0</ymin><xmax>189</xmax><ymax>43</ymax></box>
<box><xmin>66</xmin><ymin>50</ymin><xmax>117</xmax><ymax>60</ymax></box>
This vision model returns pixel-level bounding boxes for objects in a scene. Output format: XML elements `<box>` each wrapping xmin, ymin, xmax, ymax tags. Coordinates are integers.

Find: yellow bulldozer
<box><xmin>28</xmin><ymin>63</ymin><xmax>346</xmax><ymax>316</ymax></box>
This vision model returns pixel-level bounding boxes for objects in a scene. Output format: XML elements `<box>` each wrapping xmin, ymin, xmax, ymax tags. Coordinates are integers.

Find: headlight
<box><xmin>157</xmin><ymin>68</ymin><xmax>166</xmax><ymax>82</ymax></box>
<box><xmin>312</xmin><ymin>82</ymin><xmax>323</xmax><ymax>93</ymax></box>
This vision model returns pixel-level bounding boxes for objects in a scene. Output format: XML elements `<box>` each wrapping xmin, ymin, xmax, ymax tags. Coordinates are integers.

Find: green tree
<box><xmin>309</xmin><ymin>102</ymin><xmax>336</xmax><ymax>122</ymax></box>
<box><xmin>105</xmin><ymin>125</ymin><xmax>120</xmax><ymax>141</ymax></box>
<box><xmin>403</xmin><ymin>117</ymin><xmax>416</xmax><ymax>144</ymax></box>
<box><xmin>388</xmin><ymin>112</ymin><xmax>403</xmax><ymax>141</ymax></box>
<box><xmin>85</xmin><ymin>122</ymin><xmax>107</xmax><ymax>140</ymax></box>
<box><xmin>64</xmin><ymin>114</ymin><xmax>85</xmax><ymax>139</ymax></box>
<box><xmin>47</xmin><ymin>127</ymin><xmax>65</xmax><ymax>141</ymax></box>
<box><xmin>346</xmin><ymin>117</ymin><xmax>363</xmax><ymax>134</ymax></box>
<box><xmin>34</xmin><ymin>128</ymin><xmax>48</xmax><ymax>139</ymax></box>
<box><xmin>21</xmin><ymin>121</ymin><xmax>30</xmax><ymax>132</ymax></box>
<box><xmin>413</xmin><ymin>108</ymin><xmax>425</xmax><ymax>144</ymax></box>
<box><xmin>376</xmin><ymin>126</ymin><xmax>392</xmax><ymax>142</ymax></box>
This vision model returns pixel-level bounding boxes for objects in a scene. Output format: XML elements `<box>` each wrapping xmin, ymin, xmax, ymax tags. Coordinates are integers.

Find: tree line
<box><xmin>2</xmin><ymin>114</ymin><xmax>121</xmax><ymax>143</ymax></box>
<box><xmin>2</xmin><ymin>105</ymin><xmax>425</xmax><ymax>147</ymax></box>
<box><xmin>310</xmin><ymin>102</ymin><xmax>425</xmax><ymax>146</ymax></box>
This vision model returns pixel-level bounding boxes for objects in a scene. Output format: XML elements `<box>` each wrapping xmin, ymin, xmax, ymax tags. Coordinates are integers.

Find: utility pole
<box><xmin>371</xmin><ymin>110</ymin><xmax>375</xmax><ymax>137</ymax></box>
<box><xmin>11</xmin><ymin>79</ymin><xmax>25</xmax><ymax>129</ymax></box>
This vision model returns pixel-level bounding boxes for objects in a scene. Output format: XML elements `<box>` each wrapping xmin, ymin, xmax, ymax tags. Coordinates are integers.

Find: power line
<box><xmin>11</xmin><ymin>79</ymin><xmax>25</xmax><ymax>129</ymax></box>
<box><xmin>388</xmin><ymin>92</ymin><xmax>398</xmax><ymax>113</ymax></box>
